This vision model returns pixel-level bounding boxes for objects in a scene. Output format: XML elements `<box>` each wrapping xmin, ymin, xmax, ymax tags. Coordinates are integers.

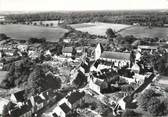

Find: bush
<box><xmin>147</xmin><ymin>97</ymin><xmax>162</xmax><ymax>116</ymax></box>
<box><xmin>122</xmin><ymin>110</ymin><xmax>141</xmax><ymax>117</ymax></box>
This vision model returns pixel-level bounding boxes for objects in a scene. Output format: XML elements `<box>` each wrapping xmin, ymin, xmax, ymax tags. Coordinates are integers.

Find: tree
<box><xmin>45</xmin><ymin>73</ymin><xmax>62</xmax><ymax>89</ymax></box>
<box><xmin>73</xmin><ymin>70</ymin><xmax>87</xmax><ymax>88</ymax></box>
<box><xmin>0</xmin><ymin>33</ymin><xmax>8</xmax><ymax>40</ymax></box>
<box><xmin>28</xmin><ymin>65</ymin><xmax>45</xmax><ymax>95</ymax></box>
<box><xmin>147</xmin><ymin>97</ymin><xmax>162</xmax><ymax>116</ymax></box>
<box><xmin>138</xmin><ymin>89</ymin><xmax>156</xmax><ymax>111</ymax></box>
<box><xmin>50</xmin><ymin>23</ymin><xmax>54</xmax><ymax>27</ymax></box>
<box><xmin>130</xmin><ymin>50</ymin><xmax>136</xmax><ymax>67</ymax></box>
<box><xmin>106</xmin><ymin>28</ymin><xmax>116</xmax><ymax>39</ymax></box>
<box><xmin>71</xmin><ymin>47</ymin><xmax>77</xmax><ymax>60</ymax></box>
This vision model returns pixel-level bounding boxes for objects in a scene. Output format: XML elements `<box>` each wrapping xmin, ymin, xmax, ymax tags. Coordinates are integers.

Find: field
<box><xmin>120</xmin><ymin>26</ymin><xmax>168</xmax><ymax>39</ymax></box>
<box><xmin>71</xmin><ymin>22</ymin><xmax>131</xmax><ymax>35</ymax></box>
<box><xmin>0</xmin><ymin>24</ymin><xmax>68</xmax><ymax>42</ymax></box>
<box><xmin>71</xmin><ymin>22</ymin><xmax>168</xmax><ymax>39</ymax></box>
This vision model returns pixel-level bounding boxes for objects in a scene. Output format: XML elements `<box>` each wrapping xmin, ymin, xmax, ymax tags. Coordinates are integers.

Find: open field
<box><xmin>71</xmin><ymin>22</ymin><xmax>131</xmax><ymax>35</ymax></box>
<box><xmin>71</xmin><ymin>22</ymin><xmax>168</xmax><ymax>39</ymax></box>
<box><xmin>0</xmin><ymin>24</ymin><xmax>68</xmax><ymax>42</ymax></box>
<box><xmin>120</xmin><ymin>26</ymin><xmax>168</xmax><ymax>39</ymax></box>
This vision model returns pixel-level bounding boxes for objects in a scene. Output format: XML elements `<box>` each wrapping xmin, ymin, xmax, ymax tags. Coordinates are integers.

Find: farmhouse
<box><xmin>100</xmin><ymin>51</ymin><xmax>130</xmax><ymax>67</ymax></box>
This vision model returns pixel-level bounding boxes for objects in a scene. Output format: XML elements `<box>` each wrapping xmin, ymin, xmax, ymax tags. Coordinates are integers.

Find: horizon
<box><xmin>0</xmin><ymin>0</ymin><xmax>168</xmax><ymax>14</ymax></box>
<box><xmin>0</xmin><ymin>9</ymin><xmax>167</xmax><ymax>15</ymax></box>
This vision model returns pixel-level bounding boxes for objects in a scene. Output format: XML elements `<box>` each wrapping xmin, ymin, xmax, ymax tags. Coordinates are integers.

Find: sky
<box><xmin>0</xmin><ymin>0</ymin><xmax>168</xmax><ymax>12</ymax></box>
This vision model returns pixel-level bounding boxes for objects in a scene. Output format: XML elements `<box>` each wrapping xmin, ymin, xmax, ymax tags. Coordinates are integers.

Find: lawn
<box><xmin>0</xmin><ymin>24</ymin><xmax>68</xmax><ymax>42</ymax></box>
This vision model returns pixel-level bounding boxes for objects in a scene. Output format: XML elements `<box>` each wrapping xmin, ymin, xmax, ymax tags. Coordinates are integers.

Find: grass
<box><xmin>71</xmin><ymin>22</ymin><xmax>168</xmax><ymax>39</ymax></box>
<box><xmin>71</xmin><ymin>22</ymin><xmax>132</xmax><ymax>35</ymax></box>
<box><xmin>120</xmin><ymin>26</ymin><xmax>168</xmax><ymax>39</ymax></box>
<box><xmin>0</xmin><ymin>24</ymin><xmax>68</xmax><ymax>42</ymax></box>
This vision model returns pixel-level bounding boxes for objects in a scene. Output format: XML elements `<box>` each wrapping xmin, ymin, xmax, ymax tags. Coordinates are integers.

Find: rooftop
<box><xmin>59</xmin><ymin>103</ymin><xmax>71</xmax><ymax>114</ymax></box>
<box><xmin>89</xmin><ymin>38</ymin><xmax>108</xmax><ymax>45</ymax></box>
<box><xmin>100</xmin><ymin>51</ymin><xmax>130</xmax><ymax>60</ymax></box>
<box><xmin>12</xmin><ymin>90</ymin><xmax>25</xmax><ymax>102</ymax></box>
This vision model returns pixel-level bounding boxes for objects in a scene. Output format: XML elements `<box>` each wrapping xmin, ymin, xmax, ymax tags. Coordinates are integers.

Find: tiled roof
<box><xmin>67</xmin><ymin>91</ymin><xmax>85</xmax><ymax>104</ymax></box>
<box><xmin>13</xmin><ymin>90</ymin><xmax>25</xmax><ymax>102</ymax></box>
<box><xmin>60</xmin><ymin>103</ymin><xmax>71</xmax><ymax>114</ymax></box>
<box><xmin>100</xmin><ymin>51</ymin><xmax>130</xmax><ymax>60</ymax></box>
<box><xmin>89</xmin><ymin>38</ymin><xmax>108</xmax><ymax>45</ymax></box>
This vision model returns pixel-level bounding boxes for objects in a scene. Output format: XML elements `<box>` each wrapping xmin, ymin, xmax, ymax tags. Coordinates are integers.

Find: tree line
<box><xmin>5</xmin><ymin>10</ymin><xmax>168</xmax><ymax>27</ymax></box>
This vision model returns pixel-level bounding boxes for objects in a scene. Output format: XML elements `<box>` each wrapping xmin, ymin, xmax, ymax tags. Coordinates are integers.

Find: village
<box><xmin>0</xmin><ymin>3</ymin><xmax>168</xmax><ymax>116</ymax></box>
<box><xmin>0</xmin><ymin>27</ymin><xmax>168</xmax><ymax>117</ymax></box>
